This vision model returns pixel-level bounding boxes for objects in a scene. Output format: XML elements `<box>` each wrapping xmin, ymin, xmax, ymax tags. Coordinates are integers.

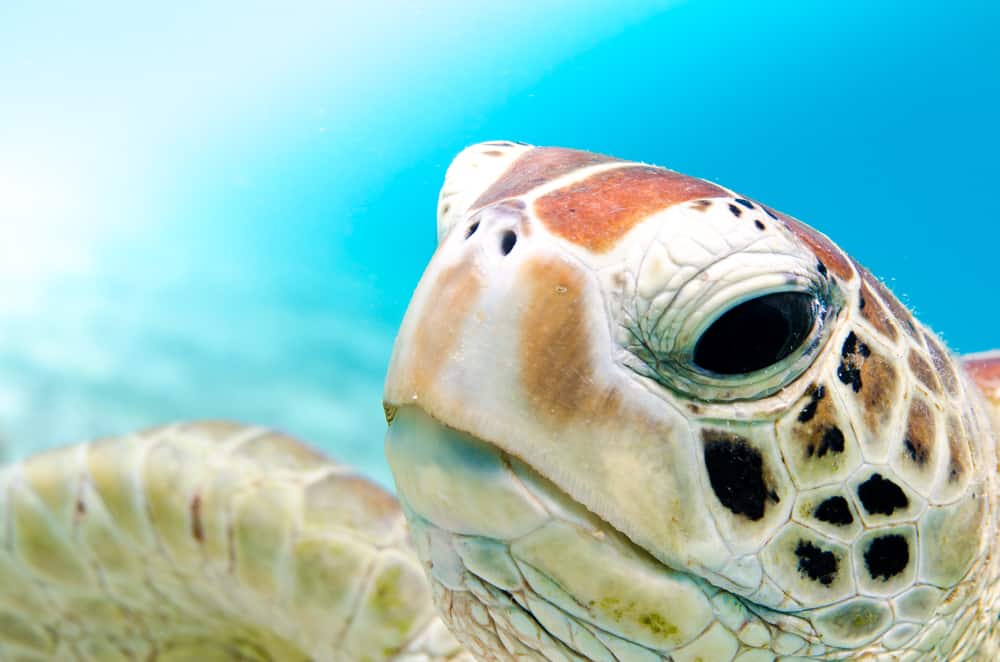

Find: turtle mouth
<box><xmin>385</xmin><ymin>405</ymin><xmax>790</xmax><ymax>657</ymax></box>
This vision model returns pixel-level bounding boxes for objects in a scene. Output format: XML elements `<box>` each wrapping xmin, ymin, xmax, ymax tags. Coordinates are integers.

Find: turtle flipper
<box><xmin>0</xmin><ymin>422</ymin><xmax>470</xmax><ymax>661</ymax></box>
<box><xmin>964</xmin><ymin>351</ymin><xmax>1000</xmax><ymax>431</ymax></box>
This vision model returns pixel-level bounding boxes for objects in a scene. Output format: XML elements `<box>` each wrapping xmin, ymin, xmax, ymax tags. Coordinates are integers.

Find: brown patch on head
<box><xmin>856</xmin><ymin>264</ymin><xmax>920</xmax><ymax>342</ymax></box>
<box><xmin>963</xmin><ymin>355</ymin><xmax>1000</xmax><ymax>382</ymax></box>
<box><xmin>903</xmin><ymin>398</ymin><xmax>936</xmax><ymax>467</ymax></box>
<box><xmin>860</xmin><ymin>354</ymin><xmax>900</xmax><ymax>432</ymax></box>
<box><xmin>533</xmin><ymin>165</ymin><xmax>728</xmax><ymax>253</ymax></box>
<box><xmin>772</xmin><ymin>212</ymin><xmax>854</xmax><ymax>281</ymax></box>
<box><xmin>962</xmin><ymin>354</ymin><xmax>1000</xmax><ymax>405</ymax></box>
<box><xmin>791</xmin><ymin>384</ymin><xmax>847</xmax><ymax>461</ymax></box>
<box><xmin>473</xmin><ymin>147</ymin><xmax>621</xmax><ymax>209</ymax></box>
<box><xmin>858</xmin><ymin>278</ymin><xmax>898</xmax><ymax>342</ymax></box>
<box><xmin>518</xmin><ymin>258</ymin><xmax>620</xmax><ymax>423</ymax></box>
<box><xmin>923</xmin><ymin>333</ymin><xmax>959</xmax><ymax>396</ymax></box>
<box><xmin>409</xmin><ymin>257</ymin><xmax>483</xmax><ymax>395</ymax></box>
<box><xmin>908</xmin><ymin>349</ymin><xmax>942</xmax><ymax>395</ymax></box>
<box><xmin>838</xmin><ymin>332</ymin><xmax>901</xmax><ymax>434</ymax></box>
<box><xmin>945</xmin><ymin>415</ymin><xmax>969</xmax><ymax>483</ymax></box>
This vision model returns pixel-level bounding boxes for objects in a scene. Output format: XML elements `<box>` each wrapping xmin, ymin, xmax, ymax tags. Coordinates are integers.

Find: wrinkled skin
<box><xmin>384</xmin><ymin>142</ymin><xmax>1000</xmax><ymax>660</ymax></box>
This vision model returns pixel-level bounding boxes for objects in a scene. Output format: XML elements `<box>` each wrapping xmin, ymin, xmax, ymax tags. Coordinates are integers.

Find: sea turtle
<box><xmin>0</xmin><ymin>143</ymin><xmax>997</xmax><ymax>661</ymax></box>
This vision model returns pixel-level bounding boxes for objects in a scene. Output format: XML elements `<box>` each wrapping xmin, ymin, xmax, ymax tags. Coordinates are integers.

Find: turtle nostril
<box><xmin>500</xmin><ymin>230</ymin><xmax>517</xmax><ymax>255</ymax></box>
<box><xmin>465</xmin><ymin>221</ymin><xmax>480</xmax><ymax>239</ymax></box>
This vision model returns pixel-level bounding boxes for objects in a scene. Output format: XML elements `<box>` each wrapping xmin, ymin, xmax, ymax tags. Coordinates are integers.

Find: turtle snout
<box><xmin>456</xmin><ymin>200</ymin><xmax>530</xmax><ymax>261</ymax></box>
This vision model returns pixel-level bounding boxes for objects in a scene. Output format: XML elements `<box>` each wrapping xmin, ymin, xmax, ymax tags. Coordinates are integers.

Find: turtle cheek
<box><xmin>385</xmin><ymin>407</ymin><xmax>730</xmax><ymax>659</ymax></box>
<box><xmin>385</xmin><ymin>406</ymin><xmax>550</xmax><ymax>543</ymax></box>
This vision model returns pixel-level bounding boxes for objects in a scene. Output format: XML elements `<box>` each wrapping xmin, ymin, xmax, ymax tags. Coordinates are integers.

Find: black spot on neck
<box><xmin>795</xmin><ymin>540</ymin><xmax>838</xmax><ymax>585</ymax></box>
<box><xmin>734</xmin><ymin>198</ymin><xmax>755</xmax><ymax>209</ymax></box>
<box><xmin>814</xmin><ymin>496</ymin><xmax>854</xmax><ymax>526</ymax></box>
<box><xmin>798</xmin><ymin>384</ymin><xmax>825</xmax><ymax>423</ymax></box>
<box><xmin>857</xmin><ymin>474</ymin><xmax>908</xmax><ymax>516</ymax></box>
<box><xmin>837</xmin><ymin>363</ymin><xmax>862</xmax><ymax>392</ymax></box>
<box><xmin>754</xmin><ymin>219</ymin><xmax>766</xmax><ymax>231</ymax></box>
<box><xmin>837</xmin><ymin>331</ymin><xmax>871</xmax><ymax>393</ymax></box>
<box><xmin>864</xmin><ymin>534</ymin><xmax>909</xmax><ymax>581</ymax></box>
<box><xmin>702</xmin><ymin>432</ymin><xmax>776</xmax><ymax>521</ymax></box>
<box><xmin>808</xmin><ymin>426</ymin><xmax>845</xmax><ymax>458</ymax></box>
<box><xmin>817</xmin><ymin>261</ymin><xmax>828</xmax><ymax>277</ymax></box>
<box><xmin>841</xmin><ymin>331</ymin><xmax>869</xmax><ymax>358</ymax></box>
<box><xmin>728</xmin><ymin>203</ymin><xmax>743</xmax><ymax>217</ymax></box>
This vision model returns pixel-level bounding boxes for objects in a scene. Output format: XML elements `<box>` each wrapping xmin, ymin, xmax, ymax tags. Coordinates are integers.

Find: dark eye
<box><xmin>693</xmin><ymin>292</ymin><xmax>817</xmax><ymax>375</ymax></box>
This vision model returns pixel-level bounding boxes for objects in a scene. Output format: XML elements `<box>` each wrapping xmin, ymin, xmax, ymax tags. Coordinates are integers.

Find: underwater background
<box><xmin>0</xmin><ymin>1</ymin><xmax>997</xmax><ymax>486</ymax></box>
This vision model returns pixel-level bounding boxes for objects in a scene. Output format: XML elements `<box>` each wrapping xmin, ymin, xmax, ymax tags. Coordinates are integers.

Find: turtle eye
<box><xmin>693</xmin><ymin>292</ymin><xmax>817</xmax><ymax>375</ymax></box>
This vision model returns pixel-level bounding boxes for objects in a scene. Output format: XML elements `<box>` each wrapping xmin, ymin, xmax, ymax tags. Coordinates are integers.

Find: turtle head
<box><xmin>384</xmin><ymin>143</ymin><xmax>998</xmax><ymax>658</ymax></box>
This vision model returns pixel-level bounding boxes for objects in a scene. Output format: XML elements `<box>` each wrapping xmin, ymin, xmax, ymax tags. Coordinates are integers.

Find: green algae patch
<box><xmin>339</xmin><ymin>549</ymin><xmax>436</xmax><ymax>660</ymax></box>
<box><xmin>639</xmin><ymin>612</ymin><xmax>679</xmax><ymax>638</ymax></box>
<box><xmin>588</xmin><ymin>596</ymin><xmax>677</xmax><ymax>638</ymax></box>
<box><xmin>0</xmin><ymin>608</ymin><xmax>54</xmax><ymax>652</ymax></box>
<box><xmin>157</xmin><ymin>632</ymin><xmax>308</xmax><ymax>662</ymax></box>
<box><xmin>813</xmin><ymin>598</ymin><xmax>892</xmax><ymax>648</ymax></box>
<box><xmin>371</xmin><ymin>565</ymin><xmax>407</xmax><ymax>626</ymax></box>
<box><xmin>290</xmin><ymin>534</ymin><xmax>373</xmax><ymax>647</ymax></box>
<box><xmin>511</xmin><ymin>520</ymin><xmax>712</xmax><ymax>650</ymax></box>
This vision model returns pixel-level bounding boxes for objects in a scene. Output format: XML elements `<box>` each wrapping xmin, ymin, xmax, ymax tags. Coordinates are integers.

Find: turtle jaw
<box><xmin>385</xmin><ymin>405</ymin><xmax>776</xmax><ymax>660</ymax></box>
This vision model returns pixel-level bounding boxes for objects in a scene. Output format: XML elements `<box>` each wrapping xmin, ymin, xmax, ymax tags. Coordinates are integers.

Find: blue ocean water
<box><xmin>0</xmin><ymin>1</ymin><xmax>997</xmax><ymax>485</ymax></box>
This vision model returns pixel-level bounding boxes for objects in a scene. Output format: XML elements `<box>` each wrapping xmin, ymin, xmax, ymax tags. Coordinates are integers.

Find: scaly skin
<box><xmin>384</xmin><ymin>142</ymin><xmax>1000</xmax><ymax>660</ymax></box>
<box><xmin>0</xmin><ymin>421</ymin><xmax>469</xmax><ymax>661</ymax></box>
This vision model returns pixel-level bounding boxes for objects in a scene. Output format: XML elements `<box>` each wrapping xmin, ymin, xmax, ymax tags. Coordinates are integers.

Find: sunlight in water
<box><xmin>0</xmin><ymin>147</ymin><xmax>107</xmax><ymax>282</ymax></box>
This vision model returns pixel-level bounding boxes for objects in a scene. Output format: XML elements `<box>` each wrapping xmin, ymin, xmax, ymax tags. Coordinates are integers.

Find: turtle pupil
<box><xmin>693</xmin><ymin>292</ymin><xmax>815</xmax><ymax>375</ymax></box>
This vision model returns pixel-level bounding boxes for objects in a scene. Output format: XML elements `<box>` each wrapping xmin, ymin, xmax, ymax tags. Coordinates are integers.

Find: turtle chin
<box><xmin>385</xmin><ymin>406</ymin><xmax>775</xmax><ymax>660</ymax></box>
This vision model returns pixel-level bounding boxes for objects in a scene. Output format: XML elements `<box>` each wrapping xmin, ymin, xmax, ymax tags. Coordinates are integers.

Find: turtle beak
<box><xmin>382</xmin><ymin>403</ymin><xmax>397</xmax><ymax>426</ymax></box>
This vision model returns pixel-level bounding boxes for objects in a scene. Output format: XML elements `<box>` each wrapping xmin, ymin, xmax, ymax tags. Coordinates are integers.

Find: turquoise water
<box><xmin>0</xmin><ymin>1</ymin><xmax>997</xmax><ymax>485</ymax></box>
